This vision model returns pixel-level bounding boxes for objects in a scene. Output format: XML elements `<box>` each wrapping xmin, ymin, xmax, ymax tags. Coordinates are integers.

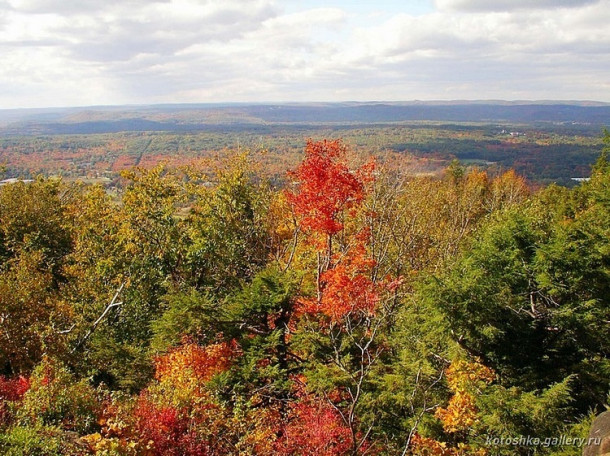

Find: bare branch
<box><xmin>71</xmin><ymin>282</ymin><xmax>125</xmax><ymax>353</ymax></box>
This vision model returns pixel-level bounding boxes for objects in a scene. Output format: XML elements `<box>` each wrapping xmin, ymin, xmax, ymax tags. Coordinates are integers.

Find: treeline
<box><xmin>0</xmin><ymin>134</ymin><xmax>609</xmax><ymax>455</ymax></box>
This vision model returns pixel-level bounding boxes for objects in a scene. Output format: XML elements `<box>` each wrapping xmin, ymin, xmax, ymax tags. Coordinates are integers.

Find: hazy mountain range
<box><xmin>1</xmin><ymin>101</ymin><xmax>609</xmax><ymax>135</ymax></box>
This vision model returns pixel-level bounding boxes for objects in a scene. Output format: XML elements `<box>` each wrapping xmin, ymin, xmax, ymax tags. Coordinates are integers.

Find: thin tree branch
<box><xmin>71</xmin><ymin>282</ymin><xmax>125</xmax><ymax>353</ymax></box>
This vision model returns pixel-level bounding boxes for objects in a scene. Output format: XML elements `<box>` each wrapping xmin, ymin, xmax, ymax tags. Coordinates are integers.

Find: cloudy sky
<box><xmin>0</xmin><ymin>0</ymin><xmax>609</xmax><ymax>108</ymax></box>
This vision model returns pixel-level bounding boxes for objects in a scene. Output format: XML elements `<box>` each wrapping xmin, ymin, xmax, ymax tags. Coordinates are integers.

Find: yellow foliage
<box><xmin>411</xmin><ymin>360</ymin><xmax>494</xmax><ymax>455</ymax></box>
<box><xmin>435</xmin><ymin>391</ymin><xmax>478</xmax><ymax>433</ymax></box>
<box><xmin>445</xmin><ymin>360</ymin><xmax>495</xmax><ymax>393</ymax></box>
<box><xmin>435</xmin><ymin>360</ymin><xmax>494</xmax><ymax>434</ymax></box>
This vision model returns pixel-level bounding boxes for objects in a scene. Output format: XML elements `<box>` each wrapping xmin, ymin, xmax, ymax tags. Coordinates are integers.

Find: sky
<box><xmin>0</xmin><ymin>0</ymin><xmax>609</xmax><ymax>108</ymax></box>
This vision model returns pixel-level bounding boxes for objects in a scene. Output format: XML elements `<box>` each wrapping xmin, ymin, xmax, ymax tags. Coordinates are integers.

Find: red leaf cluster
<box><xmin>286</xmin><ymin>139</ymin><xmax>366</xmax><ymax>236</ymax></box>
<box><xmin>275</xmin><ymin>396</ymin><xmax>352</xmax><ymax>456</ymax></box>
<box><xmin>0</xmin><ymin>375</ymin><xmax>30</xmax><ymax>402</ymax></box>
<box><xmin>134</xmin><ymin>398</ymin><xmax>210</xmax><ymax>456</ymax></box>
<box><xmin>0</xmin><ymin>375</ymin><xmax>30</xmax><ymax>426</ymax></box>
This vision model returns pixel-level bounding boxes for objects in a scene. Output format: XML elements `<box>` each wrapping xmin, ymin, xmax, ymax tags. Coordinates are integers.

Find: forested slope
<box><xmin>0</xmin><ymin>132</ymin><xmax>609</xmax><ymax>455</ymax></box>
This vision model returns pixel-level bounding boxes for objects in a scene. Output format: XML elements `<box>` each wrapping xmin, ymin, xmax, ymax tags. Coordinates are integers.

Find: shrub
<box><xmin>0</xmin><ymin>425</ymin><xmax>87</xmax><ymax>456</ymax></box>
<box><xmin>17</xmin><ymin>358</ymin><xmax>101</xmax><ymax>435</ymax></box>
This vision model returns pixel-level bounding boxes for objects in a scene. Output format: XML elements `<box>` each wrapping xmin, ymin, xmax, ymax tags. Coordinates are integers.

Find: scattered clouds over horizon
<box><xmin>434</xmin><ymin>0</ymin><xmax>600</xmax><ymax>12</ymax></box>
<box><xmin>0</xmin><ymin>0</ymin><xmax>609</xmax><ymax>108</ymax></box>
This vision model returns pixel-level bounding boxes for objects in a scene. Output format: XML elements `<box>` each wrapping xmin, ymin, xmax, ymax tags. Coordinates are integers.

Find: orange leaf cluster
<box><xmin>410</xmin><ymin>434</ymin><xmax>454</xmax><ymax>455</ymax></box>
<box><xmin>445</xmin><ymin>359</ymin><xmax>495</xmax><ymax>392</ymax></box>
<box><xmin>318</xmin><ymin>244</ymin><xmax>379</xmax><ymax>321</ymax></box>
<box><xmin>285</xmin><ymin>139</ymin><xmax>367</xmax><ymax>237</ymax></box>
<box><xmin>411</xmin><ymin>360</ymin><xmax>494</xmax><ymax>455</ymax></box>
<box><xmin>434</xmin><ymin>391</ymin><xmax>478</xmax><ymax>434</ymax></box>
<box><xmin>154</xmin><ymin>340</ymin><xmax>238</xmax><ymax>387</ymax></box>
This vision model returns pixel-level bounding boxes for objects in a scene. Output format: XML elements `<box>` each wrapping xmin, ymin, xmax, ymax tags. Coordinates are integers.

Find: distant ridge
<box><xmin>1</xmin><ymin>101</ymin><xmax>609</xmax><ymax>135</ymax></box>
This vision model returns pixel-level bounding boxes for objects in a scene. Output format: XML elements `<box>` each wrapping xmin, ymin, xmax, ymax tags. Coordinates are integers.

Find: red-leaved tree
<box><xmin>132</xmin><ymin>339</ymin><xmax>240</xmax><ymax>455</ymax></box>
<box><xmin>286</xmin><ymin>139</ymin><xmax>368</xmax><ymax>239</ymax></box>
<box><xmin>285</xmin><ymin>140</ymin><xmax>395</xmax><ymax>454</ymax></box>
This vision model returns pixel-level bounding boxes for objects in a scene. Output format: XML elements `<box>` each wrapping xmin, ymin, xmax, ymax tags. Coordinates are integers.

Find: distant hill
<box><xmin>1</xmin><ymin>101</ymin><xmax>609</xmax><ymax>135</ymax></box>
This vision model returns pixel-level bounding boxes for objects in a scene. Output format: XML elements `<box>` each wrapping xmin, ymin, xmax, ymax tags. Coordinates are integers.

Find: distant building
<box><xmin>571</xmin><ymin>177</ymin><xmax>591</xmax><ymax>182</ymax></box>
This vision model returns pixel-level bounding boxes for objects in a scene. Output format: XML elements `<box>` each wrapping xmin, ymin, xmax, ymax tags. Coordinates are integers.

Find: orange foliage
<box><xmin>435</xmin><ymin>391</ymin><xmax>478</xmax><ymax>434</ymax></box>
<box><xmin>444</xmin><ymin>359</ymin><xmax>495</xmax><ymax>392</ymax></box>
<box><xmin>299</xmin><ymin>243</ymin><xmax>379</xmax><ymax>322</ymax></box>
<box><xmin>285</xmin><ymin>139</ymin><xmax>371</xmax><ymax>237</ymax></box>
<box><xmin>411</xmin><ymin>360</ymin><xmax>493</xmax><ymax>455</ymax></box>
<box><xmin>287</xmin><ymin>140</ymin><xmax>384</xmax><ymax>325</ymax></box>
<box><xmin>154</xmin><ymin>340</ymin><xmax>238</xmax><ymax>395</ymax></box>
<box><xmin>131</xmin><ymin>340</ymin><xmax>242</xmax><ymax>455</ymax></box>
<box><xmin>411</xmin><ymin>434</ymin><xmax>455</xmax><ymax>455</ymax></box>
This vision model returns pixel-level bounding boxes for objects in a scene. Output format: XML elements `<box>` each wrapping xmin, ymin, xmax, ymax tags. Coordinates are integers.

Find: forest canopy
<box><xmin>0</xmin><ymin>132</ymin><xmax>609</xmax><ymax>455</ymax></box>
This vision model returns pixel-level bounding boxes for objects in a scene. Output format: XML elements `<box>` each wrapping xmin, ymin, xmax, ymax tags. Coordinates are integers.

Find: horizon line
<box><xmin>2</xmin><ymin>99</ymin><xmax>610</xmax><ymax>112</ymax></box>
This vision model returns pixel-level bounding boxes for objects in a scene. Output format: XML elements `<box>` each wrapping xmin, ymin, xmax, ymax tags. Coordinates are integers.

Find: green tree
<box><xmin>0</xmin><ymin>177</ymin><xmax>76</xmax><ymax>282</ymax></box>
<box><xmin>185</xmin><ymin>154</ymin><xmax>271</xmax><ymax>293</ymax></box>
<box><xmin>63</xmin><ymin>166</ymin><xmax>186</xmax><ymax>390</ymax></box>
<box><xmin>413</xmin><ymin>144</ymin><xmax>610</xmax><ymax>429</ymax></box>
<box><xmin>223</xmin><ymin>267</ymin><xmax>299</xmax><ymax>408</ymax></box>
<box><xmin>0</xmin><ymin>178</ymin><xmax>78</xmax><ymax>374</ymax></box>
<box><xmin>0</xmin><ymin>250</ymin><xmax>67</xmax><ymax>374</ymax></box>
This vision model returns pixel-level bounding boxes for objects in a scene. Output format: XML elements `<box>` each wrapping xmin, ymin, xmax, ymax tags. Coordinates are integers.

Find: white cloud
<box><xmin>0</xmin><ymin>0</ymin><xmax>609</xmax><ymax>107</ymax></box>
<box><xmin>434</xmin><ymin>0</ymin><xmax>600</xmax><ymax>12</ymax></box>
<box><xmin>6</xmin><ymin>0</ymin><xmax>174</xmax><ymax>15</ymax></box>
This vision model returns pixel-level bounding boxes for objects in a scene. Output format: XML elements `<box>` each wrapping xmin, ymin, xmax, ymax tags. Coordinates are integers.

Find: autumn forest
<box><xmin>0</xmin><ymin>131</ymin><xmax>610</xmax><ymax>455</ymax></box>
